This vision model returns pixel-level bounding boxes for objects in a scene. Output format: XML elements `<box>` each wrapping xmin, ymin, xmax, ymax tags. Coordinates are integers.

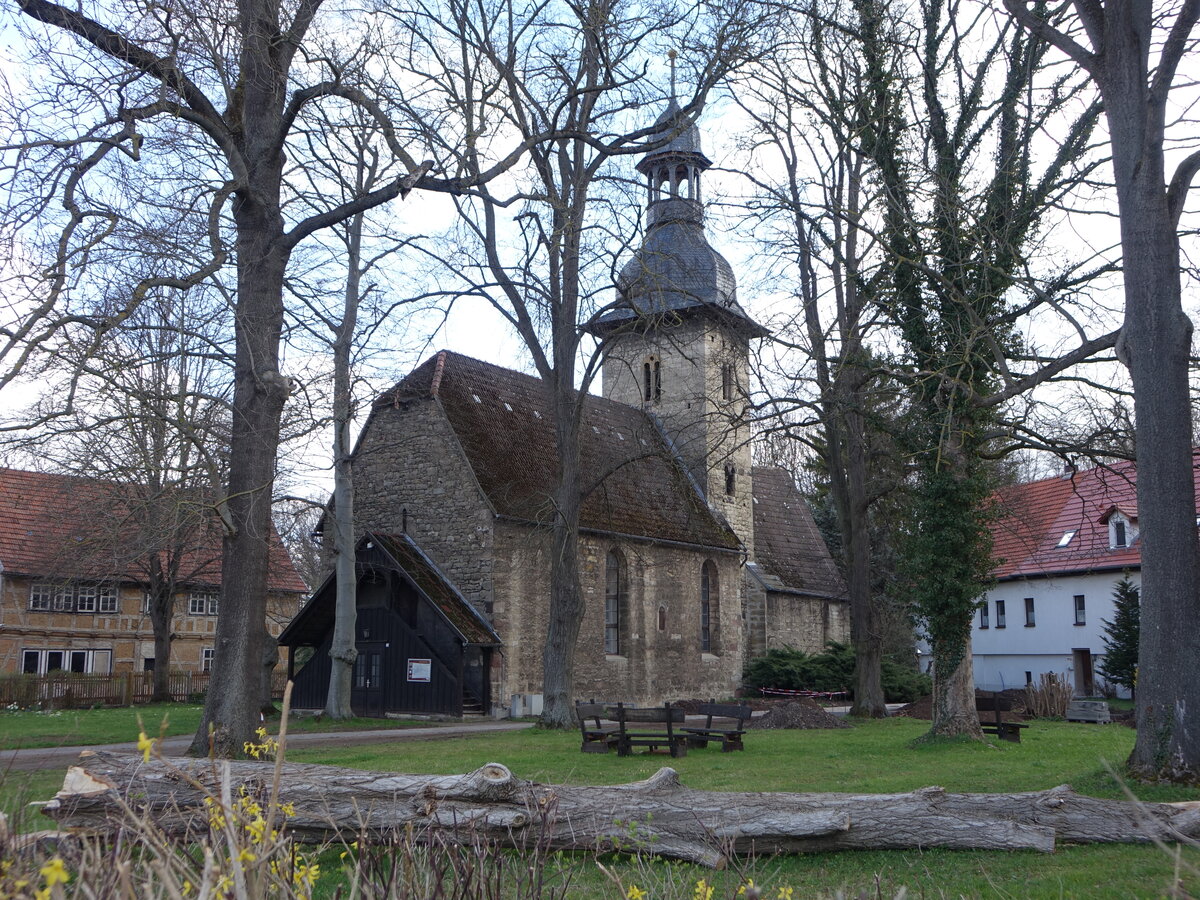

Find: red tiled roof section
<box><xmin>0</xmin><ymin>467</ymin><xmax>307</xmax><ymax>593</ymax></box>
<box><xmin>378</xmin><ymin>351</ymin><xmax>740</xmax><ymax>550</ymax></box>
<box><xmin>988</xmin><ymin>457</ymin><xmax>1198</xmax><ymax>579</ymax></box>
<box><xmin>751</xmin><ymin>467</ymin><xmax>847</xmax><ymax>599</ymax></box>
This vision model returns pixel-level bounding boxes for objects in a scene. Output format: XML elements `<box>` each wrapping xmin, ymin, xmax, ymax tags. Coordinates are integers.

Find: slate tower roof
<box><xmin>591</xmin><ymin>100</ymin><xmax>767</xmax><ymax>338</ymax></box>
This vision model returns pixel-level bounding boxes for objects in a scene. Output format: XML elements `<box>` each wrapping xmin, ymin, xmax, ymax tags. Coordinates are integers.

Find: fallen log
<box><xmin>41</xmin><ymin>751</ymin><xmax>1200</xmax><ymax>868</ymax></box>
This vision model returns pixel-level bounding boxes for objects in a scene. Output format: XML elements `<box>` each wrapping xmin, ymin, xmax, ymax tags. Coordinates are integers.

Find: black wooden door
<box><xmin>352</xmin><ymin>642</ymin><xmax>385</xmax><ymax>717</ymax></box>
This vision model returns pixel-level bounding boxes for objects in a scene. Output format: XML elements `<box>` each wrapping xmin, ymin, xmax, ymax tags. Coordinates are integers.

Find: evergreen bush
<box><xmin>742</xmin><ymin>643</ymin><xmax>931</xmax><ymax>703</ymax></box>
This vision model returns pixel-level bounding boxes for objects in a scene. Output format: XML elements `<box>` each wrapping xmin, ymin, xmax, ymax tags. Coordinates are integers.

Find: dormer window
<box><xmin>1112</xmin><ymin>518</ymin><xmax>1127</xmax><ymax>548</ymax></box>
<box><xmin>1100</xmin><ymin>506</ymin><xmax>1137</xmax><ymax>550</ymax></box>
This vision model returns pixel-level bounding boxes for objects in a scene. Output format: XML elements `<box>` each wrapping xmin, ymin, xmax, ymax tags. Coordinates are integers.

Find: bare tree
<box><xmin>731</xmin><ymin>3</ymin><xmax>903</xmax><ymax>716</ymax></box>
<box><xmin>3</xmin><ymin>290</ymin><xmax>230</xmax><ymax>701</ymax></box>
<box><xmin>1005</xmin><ymin>0</ymin><xmax>1200</xmax><ymax>781</ymax></box>
<box><xmin>384</xmin><ymin>0</ymin><xmax>763</xmax><ymax>726</ymax></box>
<box><xmin>1</xmin><ymin>0</ymin><xmax>529</xmax><ymax>754</ymax></box>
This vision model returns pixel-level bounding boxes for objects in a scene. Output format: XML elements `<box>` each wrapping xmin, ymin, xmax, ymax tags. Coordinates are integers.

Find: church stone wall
<box><xmin>352</xmin><ymin>399</ymin><xmax>496</xmax><ymax>612</ymax></box>
<box><xmin>764</xmin><ymin>594</ymin><xmax>851</xmax><ymax>654</ymax></box>
<box><xmin>490</xmin><ymin>520</ymin><xmax>746</xmax><ymax>705</ymax></box>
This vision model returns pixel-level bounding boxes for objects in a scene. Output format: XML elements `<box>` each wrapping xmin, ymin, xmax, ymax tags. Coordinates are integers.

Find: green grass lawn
<box><xmin>289</xmin><ymin>718</ymin><xmax>1200</xmax><ymax>899</ymax></box>
<box><xmin>6</xmin><ymin>716</ymin><xmax>1200</xmax><ymax>898</ymax></box>
<box><xmin>0</xmin><ymin>703</ymin><xmax>433</xmax><ymax>751</ymax></box>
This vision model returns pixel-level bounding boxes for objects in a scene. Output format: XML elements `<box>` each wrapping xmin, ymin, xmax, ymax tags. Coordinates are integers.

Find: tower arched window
<box><xmin>643</xmin><ymin>356</ymin><xmax>661</xmax><ymax>403</ymax></box>
<box><xmin>700</xmin><ymin>560</ymin><xmax>719</xmax><ymax>654</ymax></box>
<box><xmin>605</xmin><ymin>550</ymin><xmax>623</xmax><ymax>655</ymax></box>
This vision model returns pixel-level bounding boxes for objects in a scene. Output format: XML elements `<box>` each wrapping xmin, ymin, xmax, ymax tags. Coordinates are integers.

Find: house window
<box><xmin>700</xmin><ymin>560</ymin><xmax>719</xmax><ymax>653</ymax></box>
<box><xmin>1024</xmin><ymin>597</ymin><xmax>1036</xmax><ymax>627</ymax></box>
<box><xmin>189</xmin><ymin>591</ymin><xmax>218</xmax><ymax>615</ymax></box>
<box><xmin>1112</xmin><ymin>518</ymin><xmax>1127</xmax><ymax>548</ymax></box>
<box><xmin>724</xmin><ymin>464</ymin><xmax>736</xmax><ymax>496</ymax></box>
<box><xmin>20</xmin><ymin>648</ymin><xmax>111</xmax><ymax>675</ymax></box>
<box><xmin>76</xmin><ymin>585</ymin><xmax>97</xmax><ymax>613</ymax></box>
<box><xmin>721</xmin><ymin>363</ymin><xmax>734</xmax><ymax>401</ymax></box>
<box><xmin>995</xmin><ymin>599</ymin><xmax>1006</xmax><ymax>628</ymax></box>
<box><xmin>98</xmin><ymin>587</ymin><xmax>118</xmax><ymax>613</ymax></box>
<box><xmin>29</xmin><ymin>583</ymin><xmax>53</xmax><ymax>611</ymax></box>
<box><xmin>51</xmin><ymin>585</ymin><xmax>72</xmax><ymax>612</ymax></box>
<box><xmin>604</xmin><ymin>550</ymin><xmax>622</xmax><ymax>655</ymax></box>
<box><xmin>201</xmin><ymin>647</ymin><xmax>214</xmax><ymax>674</ymax></box>
<box><xmin>1074</xmin><ymin>594</ymin><xmax>1086</xmax><ymax>625</ymax></box>
<box><xmin>979</xmin><ymin>605</ymin><xmax>989</xmax><ymax>629</ymax></box>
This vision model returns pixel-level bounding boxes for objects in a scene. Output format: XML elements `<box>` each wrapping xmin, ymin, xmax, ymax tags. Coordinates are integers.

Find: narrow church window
<box><xmin>658</xmin><ymin>605</ymin><xmax>667</xmax><ymax>631</ymax></box>
<box><xmin>724</xmin><ymin>464</ymin><xmax>736</xmax><ymax>495</ymax></box>
<box><xmin>605</xmin><ymin>550</ymin><xmax>621</xmax><ymax>654</ymax></box>
<box><xmin>700</xmin><ymin>560</ymin><xmax>719</xmax><ymax>653</ymax></box>
<box><xmin>643</xmin><ymin>358</ymin><xmax>661</xmax><ymax>403</ymax></box>
<box><xmin>721</xmin><ymin>363</ymin><xmax>733</xmax><ymax>401</ymax></box>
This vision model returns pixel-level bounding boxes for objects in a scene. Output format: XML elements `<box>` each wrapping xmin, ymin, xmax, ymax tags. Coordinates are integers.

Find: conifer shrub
<box><xmin>741</xmin><ymin>643</ymin><xmax>931</xmax><ymax>703</ymax></box>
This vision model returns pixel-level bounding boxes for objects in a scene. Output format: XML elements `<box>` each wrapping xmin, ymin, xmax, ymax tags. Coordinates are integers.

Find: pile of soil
<box><xmin>745</xmin><ymin>698</ymin><xmax>851</xmax><ymax>729</ymax></box>
<box><xmin>893</xmin><ymin>689</ymin><xmax>1028</xmax><ymax>723</ymax></box>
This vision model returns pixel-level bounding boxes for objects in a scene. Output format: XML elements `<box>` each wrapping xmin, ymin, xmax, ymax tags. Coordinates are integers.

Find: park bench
<box><xmin>611</xmin><ymin>702</ymin><xmax>688</xmax><ymax>757</ymax></box>
<box><xmin>681</xmin><ymin>701</ymin><xmax>752</xmax><ymax>752</ymax></box>
<box><xmin>576</xmin><ymin>699</ymin><xmax>620</xmax><ymax>753</ymax></box>
<box><xmin>976</xmin><ymin>692</ymin><xmax>1029</xmax><ymax>743</ymax></box>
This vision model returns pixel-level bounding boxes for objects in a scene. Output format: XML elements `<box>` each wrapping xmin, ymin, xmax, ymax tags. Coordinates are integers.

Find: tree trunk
<box><xmin>46</xmin><ymin>753</ymin><xmax>1200</xmax><ymax>866</ymax></box>
<box><xmin>149</xmin><ymin>587</ymin><xmax>174</xmax><ymax>703</ymax></box>
<box><xmin>539</xmin><ymin>374</ymin><xmax>585</xmax><ymax>729</ymax></box>
<box><xmin>325</xmin><ymin>209</ymin><xmax>365</xmax><ymax>720</ymax></box>
<box><xmin>844</xmin><ymin>403</ymin><xmax>885</xmax><ymax>717</ymax></box>
<box><xmin>190</xmin><ymin>197</ymin><xmax>291</xmax><ymax>756</ymax></box>
<box><xmin>929</xmin><ymin>642</ymin><xmax>983</xmax><ymax>739</ymax></box>
<box><xmin>1091</xmin><ymin>4</ymin><xmax>1200</xmax><ymax>782</ymax></box>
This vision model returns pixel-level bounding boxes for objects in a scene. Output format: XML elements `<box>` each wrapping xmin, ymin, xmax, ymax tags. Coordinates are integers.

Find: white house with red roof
<box><xmin>971</xmin><ymin>458</ymin><xmax>1190</xmax><ymax>697</ymax></box>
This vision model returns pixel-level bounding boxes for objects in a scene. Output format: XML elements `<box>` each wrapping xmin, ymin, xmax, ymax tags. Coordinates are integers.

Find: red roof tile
<box><xmin>0</xmin><ymin>467</ymin><xmax>306</xmax><ymax>593</ymax></box>
<box><xmin>988</xmin><ymin>457</ymin><xmax>1196</xmax><ymax>579</ymax></box>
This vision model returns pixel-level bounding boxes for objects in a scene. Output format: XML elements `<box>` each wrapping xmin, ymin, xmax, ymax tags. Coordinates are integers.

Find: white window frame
<box><xmin>97</xmin><ymin>586</ymin><xmax>118</xmax><ymax>613</ymax></box>
<box><xmin>20</xmin><ymin>647</ymin><xmax>112</xmax><ymax>675</ymax></box>
<box><xmin>76</xmin><ymin>585</ymin><xmax>97</xmax><ymax>613</ymax></box>
<box><xmin>29</xmin><ymin>582</ymin><xmax>53</xmax><ymax>611</ymax></box>
<box><xmin>1074</xmin><ymin>594</ymin><xmax>1086</xmax><ymax>626</ymax></box>
<box><xmin>202</xmin><ymin>647</ymin><xmax>215</xmax><ymax>673</ymax></box>
<box><xmin>189</xmin><ymin>591</ymin><xmax>218</xmax><ymax>616</ymax></box>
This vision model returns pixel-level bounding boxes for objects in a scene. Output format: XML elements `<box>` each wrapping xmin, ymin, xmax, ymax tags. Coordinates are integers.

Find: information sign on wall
<box><xmin>407</xmin><ymin>658</ymin><xmax>432</xmax><ymax>682</ymax></box>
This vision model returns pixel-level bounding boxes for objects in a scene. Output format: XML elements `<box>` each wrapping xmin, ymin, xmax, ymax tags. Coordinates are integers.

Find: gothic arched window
<box><xmin>700</xmin><ymin>560</ymin><xmax>719</xmax><ymax>653</ymax></box>
<box><xmin>605</xmin><ymin>550</ymin><xmax>623</xmax><ymax>654</ymax></box>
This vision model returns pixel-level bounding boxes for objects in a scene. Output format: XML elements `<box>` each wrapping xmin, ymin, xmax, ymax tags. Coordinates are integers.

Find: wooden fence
<box><xmin>0</xmin><ymin>670</ymin><xmax>290</xmax><ymax>709</ymax></box>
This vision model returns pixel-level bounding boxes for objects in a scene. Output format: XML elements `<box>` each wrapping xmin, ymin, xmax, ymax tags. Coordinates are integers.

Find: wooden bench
<box><xmin>682</xmin><ymin>701</ymin><xmax>752</xmax><ymax>752</ymax></box>
<box><xmin>612</xmin><ymin>702</ymin><xmax>688</xmax><ymax>758</ymax></box>
<box><xmin>576</xmin><ymin>699</ymin><xmax>619</xmax><ymax>753</ymax></box>
<box><xmin>976</xmin><ymin>692</ymin><xmax>1029</xmax><ymax>743</ymax></box>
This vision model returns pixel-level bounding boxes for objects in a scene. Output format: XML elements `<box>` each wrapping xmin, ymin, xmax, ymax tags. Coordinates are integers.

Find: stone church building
<box><xmin>283</xmin><ymin>102</ymin><xmax>848</xmax><ymax>717</ymax></box>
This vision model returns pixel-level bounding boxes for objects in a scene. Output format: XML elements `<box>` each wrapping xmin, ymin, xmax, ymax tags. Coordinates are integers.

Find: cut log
<box><xmin>40</xmin><ymin>752</ymin><xmax>1200</xmax><ymax>867</ymax></box>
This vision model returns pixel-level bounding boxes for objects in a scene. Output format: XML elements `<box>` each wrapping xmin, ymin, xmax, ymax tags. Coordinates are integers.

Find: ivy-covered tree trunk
<box><xmin>856</xmin><ymin>0</ymin><xmax>1099</xmax><ymax>737</ymax></box>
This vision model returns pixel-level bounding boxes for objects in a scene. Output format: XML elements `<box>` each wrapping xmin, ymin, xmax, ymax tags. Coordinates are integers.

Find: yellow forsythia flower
<box><xmin>626</xmin><ymin>886</ymin><xmax>647</xmax><ymax>900</ymax></box>
<box><xmin>137</xmin><ymin>730</ymin><xmax>155</xmax><ymax>762</ymax></box>
<box><xmin>40</xmin><ymin>858</ymin><xmax>70</xmax><ymax>888</ymax></box>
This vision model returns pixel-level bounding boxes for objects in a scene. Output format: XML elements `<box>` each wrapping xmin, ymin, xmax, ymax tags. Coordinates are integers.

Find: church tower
<box><xmin>591</xmin><ymin>99</ymin><xmax>768</xmax><ymax>554</ymax></box>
